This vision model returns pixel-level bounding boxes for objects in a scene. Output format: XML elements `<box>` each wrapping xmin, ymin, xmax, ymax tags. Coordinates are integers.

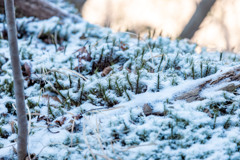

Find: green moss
<box><xmin>5</xmin><ymin>101</ymin><xmax>15</xmax><ymax>114</ymax></box>
<box><xmin>27</xmin><ymin>99</ymin><xmax>37</xmax><ymax>109</ymax></box>
<box><xmin>0</xmin><ymin>127</ymin><xmax>9</xmax><ymax>138</ymax></box>
<box><xmin>137</xmin><ymin>129</ymin><xmax>149</xmax><ymax>142</ymax></box>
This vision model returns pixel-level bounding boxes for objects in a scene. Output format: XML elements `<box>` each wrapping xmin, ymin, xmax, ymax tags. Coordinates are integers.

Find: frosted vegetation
<box><xmin>0</xmin><ymin>14</ymin><xmax>240</xmax><ymax>159</ymax></box>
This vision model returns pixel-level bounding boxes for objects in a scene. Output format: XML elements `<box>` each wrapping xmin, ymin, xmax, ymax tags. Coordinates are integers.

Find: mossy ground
<box><xmin>0</xmin><ymin>14</ymin><xmax>240</xmax><ymax>160</ymax></box>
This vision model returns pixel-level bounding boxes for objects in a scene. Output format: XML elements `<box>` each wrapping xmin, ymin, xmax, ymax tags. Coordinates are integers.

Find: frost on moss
<box><xmin>0</xmin><ymin>15</ymin><xmax>240</xmax><ymax>160</ymax></box>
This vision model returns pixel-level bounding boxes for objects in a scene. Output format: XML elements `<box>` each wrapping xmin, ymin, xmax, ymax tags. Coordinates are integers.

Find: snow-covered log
<box><xmin>176</xmin><ymin>66</ymin><xmax>240</xmax><ymax>102</ymax></box>
<box><xmin>0</xmin><ymin>0</ymin><xmax>76</xmax><ymax>20</ymax></box>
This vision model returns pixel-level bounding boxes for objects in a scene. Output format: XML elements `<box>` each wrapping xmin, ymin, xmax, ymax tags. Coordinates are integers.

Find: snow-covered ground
<box><xmin>0</xmin><ymin>6</ymin><xmax>240</xmax><ymax>160</ymax></box>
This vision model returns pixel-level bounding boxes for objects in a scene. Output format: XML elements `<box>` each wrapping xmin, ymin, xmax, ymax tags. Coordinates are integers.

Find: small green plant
<box><xmin>123</xmin><ymin>85</ymin><xmax>131</xmax><ymax>101</ymax></box>
<box><xmin>213</xmin><ymin>107</ymin><xmax>219</xmax><ymax>129</ymax></box>
<box><xmin>233</xmin><ymin>55</ymin><xmax>236</xmax><ymax>62</ymax></box>
<box><xmin>205</xmin><ymin>63</ymin><xmax>211</xmax><ymax>77</ymax></box>
<box><xmin>54</xmin><ymin>72</ymin><xmax>64</xmax><ymax>90</ymax></box>
<box><xmin>77</xmin><ymin>78</ymin><xmax>81</xmax><ymax>91</ymax></box>
<box><xmin>68</xmin><ymin>74</ymin><xmax>72</xmax><ymax>88</ymax></box>
<box><xmin>137</xmin><ymin>129</ymin><xmax>149</xmax><ymax>142</ymax></box>
<box><xmin>191</xmin><ymin>64</ymin><xmax>195</xmax><ymax>79</ymax></box>
<box><xmin>219</xmin><ymin>52</ymin><xmax>223</xmax><ymax>61</ymax></box>
<box><xmin>122</xmin><ymin>121</ymin><xmax>130</xmax><ymax>134</ymax></box>
<box><xmin>169</xmin><ymin>122</ymin><xmax>174</xmax><ymax>140</ymax></box>
<box><xmin>47</xmin><ymin>99</ymin><xmax>55</xmax><ymax>119</ymax></box>
<box><xmin>156</xmin><ymin>73</ymin><xmax>161</xmax><ymax>91</ymax></box>
<box><xmin>27</xmin><ymin>99</ymin><xmax>36</xmax><ymax>109</ymax></box>
<box><xmin>230</xmin><ymin>104</ymin><xmax>235</xmax><ymax>115</ymax></box>
<box><xmin>200</xmin><ymin>62</ymin><xmax>203</xmax><ymax>78</ymax></box>
<box><xmin>163</xmin><ymin>103</ymin><xmax>168</xmax><ymax>116</ymax></box>
<box><xmin>214</xmin><ymin>65</ymin><xmax>218</xmax><ymax>73</ymax></box>
<box><xmin>111</xmin><ymin>129</ymin><xmax>120</xmax><ymax>141</ymax></box>
<box><xmin>108</xmin><ymin>78</ymin><xmax>112</xmax><ymax>90</ymax></box>
<box><xmin>157</xmin><ymin>54</ymin><xmax>165</xmax><ymax>72</ymax></box>
<box><xmin>223</xmin><ymin>117</ymin><xmax>231</xmax><ymax>129</ymax></box>
<box><xmin>135</xmin><ymin>69</ymin><xmax>141</xmax><ymax>94</ymax></box>
<box><xmin>126</xmin><ymin>73</ymin><xmax>133</xmax><ymax>92</ymax></box>
<box><xmin>79</xmin><ymin>83</ymin><xmax>85</xmax><ymax>104</ymax></box>
<box><xmin>115</xmin><ymin>77</ymin><xmax>122</xmax><ymax>96</ymax></box>
<box><xmin>38</xmin><ymin>24</ymin><xmax>69</xmax><ymax>45</ymax></box>
<box><xmin>171</xmin><ymin>77</ymin><xmax>177</xmax><ymax>86</ymax></box>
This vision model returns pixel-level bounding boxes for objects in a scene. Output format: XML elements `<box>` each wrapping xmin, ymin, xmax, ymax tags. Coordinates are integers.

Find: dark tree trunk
<box><xmin>179</xmin><ymin>0</ymin><xmax>216</xmax><ymax>39</ymax></box>
<box><xmin>4</xmin><ymin>0</ymin><xmax>28</xmax><ymax>159</ymax></box>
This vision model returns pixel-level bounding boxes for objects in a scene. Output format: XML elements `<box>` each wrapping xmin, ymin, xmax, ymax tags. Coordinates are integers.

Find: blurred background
<box><xmin>73</xmin><ymin>0</ymin><xmax>240</xmax><ymax>53</ymax></box>
<box><xmin>1</xmin><ymin>0</ymin><xmax>239</xmax><ymax>53</ymax></box>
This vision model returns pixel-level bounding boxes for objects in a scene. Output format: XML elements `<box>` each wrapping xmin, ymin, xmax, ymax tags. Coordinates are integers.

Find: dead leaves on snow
<box><xmin>101</xmin><ymin>66</ymin><xmax>112</xmax><ymax>77</ymax></box>
<box><xmin>142</xmin><ymin>103</ymin><xmax>166</xmax><ymax>117</ymax></box>
<box><xmin>42</xmin><ymin>94</ymin><xmax>62</xmax><ymax>104</ymax></box>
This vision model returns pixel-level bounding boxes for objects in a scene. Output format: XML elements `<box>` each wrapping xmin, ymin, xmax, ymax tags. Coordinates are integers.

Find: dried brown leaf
<box><xmin>203</xmin><ymin>108</ymin><xmax>213</xmax><ymax>118</ymax></box>
<box><xmin>126</xmin><ymin>67</ymin><xmax>131</xmax><ymax>73</ymax></box>
<box><xmin>152</xmin><ymin>111</ymin><xmax>165</xmax><ymax>116</ymax></box>
<box><xmin>73</xmin><ymin>114</ymin><xmax>83</xmax><ymax>120</ymax></box>
<box><xmin>75</xmin><ymin>47</ymin><xmax>92</xmax><ymax>62</ymax></box>
<box><xmin>37</xmin><ymin>115</ymin><xmax>48</xmax><ymax>122</ymax></box>
<box><xmin>10</xmin><ymin>121</ymin><xmax>16</xmax><ymax>134</ymax></box>
<box><xmin>118</xmin><ymin>66</ymin><xmax>123</xmax><ymax>71</ymax></box>
<box><xmin>55</xmin><ymin>117</ymin><xmax>67</xmax><ymax>126</ymax></box>
<box><xmin>42</xmin><ymin>94</ymin><xmax>62</xmax><ymax>103</ymax></box>
<box><xmin>80</xmin><ymin>33</ymin><xmax>87</xmax><ymax>39</ymax></box>
<box><xmin>143</xmin><ymin>103</ymin><xmax>153</xmax><ymax>116</ymax></box>
<box><xmin>22</xmin><ymin>62</ymin><xmax>31</xmax><ymax>77</ymax></box>
<box><xmin>57</xmin><ymin>46</ymin><xmax>65</xmax><ymax>52</ymax></box>
<box><xmin>101</xmin><ymin>66</ymin><xmax>112</xmax><ymax>77</ymax></box>
<box><xmin>120</xmin><ymin>41</ymin><xmax>128</xmax><ymax>51</ymax></box>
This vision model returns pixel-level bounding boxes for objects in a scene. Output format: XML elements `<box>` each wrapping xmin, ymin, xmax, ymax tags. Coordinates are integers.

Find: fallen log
<box><xmin>176</xmin><ymin>66</ymin><xmax>240</xmax><ymax>102</ymax></box>
<box><xmin>0</xmin><ymin>0</ymin><xmax>80</xmax><ymax>21</ymax></box>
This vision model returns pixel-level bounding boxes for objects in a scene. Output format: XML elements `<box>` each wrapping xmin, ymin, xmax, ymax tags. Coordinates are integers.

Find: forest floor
<box><xmin>0</xmin><ymin>2</ymin><xmax>240</xmax><ymax>160</ymax></box>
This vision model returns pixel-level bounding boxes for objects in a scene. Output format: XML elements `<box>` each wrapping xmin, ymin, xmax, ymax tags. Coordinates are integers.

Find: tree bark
<box><xmin>1</xmin><ymin>0</ymin><xmax>70</xmax><ymax>20</ymax></box>
<box><xmin>4</xmin><ymin>0</ymin><xmax>28</xmax><ymax>159</ymax></box>
<box><xmin>176</xmin><ymin>66</ymin><xmax>240</xmax><ymax>102</ymax></box>
<box><xmin>179</xmin><ymin>0</ymin><xmax>216</xmax><ymax>39</ymax></box>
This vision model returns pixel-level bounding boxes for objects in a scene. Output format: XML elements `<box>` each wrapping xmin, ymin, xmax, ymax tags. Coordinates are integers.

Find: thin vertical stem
<box><xmin>4</xmin><ymin>0</ymin><xmax>28</xmax><ymax>159</ymax></box>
